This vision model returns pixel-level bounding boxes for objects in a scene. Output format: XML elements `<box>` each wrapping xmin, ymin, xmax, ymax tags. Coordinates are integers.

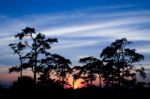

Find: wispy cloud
<box><xmin>52</xmin><ymin>40</ymin><xmax>100</xmax><ymax>50</ymax></box>
<box><xmin>0</xmin><ymin>3</ymin><xmax>150</xmax><ymax>66</ymax></box>
<box><xmin>136</xmin><ymin>47</ymin><xmax>150</xmax><ymax>54</ymax></box>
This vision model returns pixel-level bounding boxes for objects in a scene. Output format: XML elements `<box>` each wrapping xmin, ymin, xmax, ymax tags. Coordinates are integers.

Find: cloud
<box><xmin>52</xmin><ymin>39</ymin><xmax>100</xmax><ymax>50</ymax></box>
<box><xmin>136</xmin><ymin>47</ymin><xmax>150</xmax><ymax>54</ymax></box>
<box><xmin>77</xmin><ymin>55</ymin><xmax>91</xmax><ymax>59</ymax></box>
<box><xmin>0</xmin><ymin>3</ymin><xmax>150</xmax><ymax>67</ymax></box>
<box><xmin>41</xmin><ymin>13</ymin><xmax>150</xmax><ymax>36</ymax></box>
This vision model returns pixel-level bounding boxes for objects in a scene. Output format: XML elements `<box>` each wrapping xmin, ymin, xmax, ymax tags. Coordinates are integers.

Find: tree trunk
<box><xmin>33</xmin><ymin>54</ymin><xmax>37</xmax><ymax>84</ymax></box>
<box><xmin>72</xmin><ymin>77</ymin><xmax>75</xmax><ymax>89</ymax></box>
<box><xmin>20</xmin><ymin>69</ymin><xmax>22</xmax><ymax>78</ymax></box>
<box><xmin>90</xmin><ymin>79</ymin><xmax>93</xmax><ymax>86</ymax></box>
<box><xmin>34</xmin><ymin>38</ymin><xmax>37</xmax><ymax>84</ymax></box>
<box><xmin>99</xmin><ymin>74</ymin><xmax>102</xmax><ymax>87</ymax></box>
<box><xmin>34</xmin><ymin>70</ymin><xmax>36</xmax><ymax>83</ymax></box>
<box><xmin>20</xmin><ymin>57</ymin><xmax>23</xmax><ymax>78</ymax></box>
<box><xmin>90</xmin><ymin>74</ymin><xmax>92</xmax><ymax>86</ymax></box>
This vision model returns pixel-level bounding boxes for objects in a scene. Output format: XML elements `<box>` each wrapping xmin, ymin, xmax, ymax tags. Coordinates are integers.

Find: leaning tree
<box><xmin>9</xmin><ymin>41</ymin><xmax>26</xmax><ymax>77</ymax></box>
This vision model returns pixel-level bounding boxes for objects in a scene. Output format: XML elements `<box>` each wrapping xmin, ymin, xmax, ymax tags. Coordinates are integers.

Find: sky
<box><xmin>0</xmin><ymin>0</ymin><xmax>150</xmax><ymax>84</ymax></box>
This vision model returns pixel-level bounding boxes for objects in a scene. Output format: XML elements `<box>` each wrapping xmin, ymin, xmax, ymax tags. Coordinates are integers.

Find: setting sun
<box><xmin>73</xmin><ymin>79</ymin><xmax>85</xmax><ymax>89</ymax></box>
<box><xmin>73</xmin><ymin>80</ymin><xmax>81</xmax><ymax>89</ymax></box>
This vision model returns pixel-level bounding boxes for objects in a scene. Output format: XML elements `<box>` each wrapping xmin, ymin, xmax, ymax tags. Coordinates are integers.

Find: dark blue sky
<box><xmin>0</xmin><ymin>0</ymin><xmax>150</xmax><ymax>17</ymax></box>
<box><xmin>0</xmin><ymin>0</ymin><xmax>150</xmax><ymax>82</ymax></box>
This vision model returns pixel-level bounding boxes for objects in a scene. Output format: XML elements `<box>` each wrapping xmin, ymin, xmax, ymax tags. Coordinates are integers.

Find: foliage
<box><xmin>9</xmin><ymin>27</ymin><xmax>58</xmax><ymax>82</ymax></box>
<box><xmin>79</xmin><ymin>57</ymin><xmax>103</xmax><ymax>86</ymax></box>
<box><xmin>9</xmin><ymin>41</ymin><xmax>26</xmax><ymax>77</ymax></box>
<box><xmin>100</xmin><ymin>38</ymin><xmax>145</xmax><ymax>87</ymax></box>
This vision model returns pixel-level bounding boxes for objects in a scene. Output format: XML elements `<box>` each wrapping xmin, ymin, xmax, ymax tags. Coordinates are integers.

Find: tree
<box><xmin>11</xmin><ymin>27</ymin><xmax>57</xmax><ymax>83</ymax></box>
<box><xmin>79</xmin><ymin>56</ymin><xmax>103</xmax><ymax>86</ymax></box>
<box><xmin>38</xmin><ymin>55</ymin><xmax>57</xmax><ymax>83</ymax></box>
<box><xmin>100</xmin><ymin>38</ymin><xmax>145</xmax><ymax>87</ymax></box>
<box><xmin>12</xmin><ymin>76</ymin><xmax>35</xmax><ymax>90</ymax></box>
<box><xmin>38</xmin><ymin>53</ymin><xmax>72</xmax><ymax>88</ymax></box>
<box><xmin>71</xmin><ymin>66</ymin><xmax>82</xmax><ymax>89</ymax></box>
<box><xmin>50</xmin><ymin>54</ymin><xmax>71</xmax><ymax>86</ymax></box>
<box><xmin>9</xmin><ymin>41</ymin><xmax>26</xmax><ymax>77</ymax></box>
<box><xmin>94</xmin><ymin>60</ymin><xmax>104</xmax><ymax>87</ymax></box>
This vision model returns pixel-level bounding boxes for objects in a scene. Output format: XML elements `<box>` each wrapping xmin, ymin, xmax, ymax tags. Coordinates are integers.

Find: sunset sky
<box><xmin>0</xmin><ymin>0</ymin><xmax>150</xmax><ymax>85</ymax></box>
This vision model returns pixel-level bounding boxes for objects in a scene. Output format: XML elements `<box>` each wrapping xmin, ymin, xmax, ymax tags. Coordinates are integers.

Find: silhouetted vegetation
<box><xmin>79</xmin><ymin>56</ymin><xmax>103</xmax><ymax>86</ymax></box>
<box><xmin>100</xmin><ymin>38</ymin><xmax>146</xmax><ymax>87</ymax></box>
<box><xmin>9</xmin><ymin>27</ymin><xmax>58</xmax><ymax>83</ymax></box>
<box><xmin>0</xmin><ymin>27</ymin><xmax>149</xmax><ymax>99</ymax></box>
<box><xmin>9</xmin><ymin>41</ymin><xmax>25</xmax><ymax>77</ymax></box>
<box><xmin>71</xmin><ymin>66</ymin><xmax>82</xmax><ymax>89</ymax></box>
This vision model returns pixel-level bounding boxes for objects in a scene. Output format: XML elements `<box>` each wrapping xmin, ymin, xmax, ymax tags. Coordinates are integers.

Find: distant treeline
<box><xmin>0</xmin><ymin>75</ymin><xmax>150</xmax><ymax>99</ymax></box>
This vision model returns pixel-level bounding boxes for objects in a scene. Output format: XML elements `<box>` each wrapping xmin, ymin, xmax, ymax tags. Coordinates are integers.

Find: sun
<box><xmin>67</xmin><ymin>76</ymin><xmax>83</xmax><ymax>89</ymax></box>
<box><xmin>74</xmin><ymin>81</ymin><xmax>80</xmax><ymax>89</ymax></box>
<box><xmin>73</xmin><ymin>79</ymin><xmax>84</xmax><ymax>89</ymax></box>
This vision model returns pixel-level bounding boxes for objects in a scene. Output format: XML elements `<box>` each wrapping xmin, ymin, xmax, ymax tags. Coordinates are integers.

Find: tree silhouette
<box><xmin>12</xmin><ymin>76</ymin><xmax>35</xmax><ymax>89</ymax></box>
<box><xmin>9</xmin><ymin>41</ymin><xmax>26</xmax><ymax>77</ymax></box>
<box><xmin>93</xmin><ymin>59</ymin><xmax>104</xmax><ymax>87</ymax></box>
<box><xmin>79</xmin><ymin>56</ymin><xmax>102</xmax><ymax>86</ymax></box>
<box><xmin>71</xmin><ymin>66</ymin><xmax>82</xmax><ymax>89</ymax></box>
<box><xmin>11</xmin><ymin>27</ymin><xmax>57</xmax><ymax>83</ymax></box>
<box><xmin>50</xmin><ymin>54</ymin><xmax>71</xmax><ymax>86</ymax></box>
<box><xmin>100</xmin><ymin>38</ymin><xmax>145</xmax><ymax>87</ymax></box>
<box><xmin>38</xmin><ymin>66</ymin><xmax>53</xmax><ymax>84</ymax></box>
<box><xmin>38</xmin><ymin>55</ymin><xmax>57</xmax><ymax>83</ymax></box>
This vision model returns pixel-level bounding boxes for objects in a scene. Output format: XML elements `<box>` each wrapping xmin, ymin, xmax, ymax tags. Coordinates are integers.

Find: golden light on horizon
<box><xmin>67</xmin><ymin>75</ymin><xmax>84</xmax><ymax>89</ymax></box>
<box><xmin>73</xmin><ymin>79</ymin><xmax>84</xmax><ymax>89</ymax></box>
<box><xmin>73</xmin><ymin>80</ymin><xmax>81</xmax><ymax>89</ymax></box>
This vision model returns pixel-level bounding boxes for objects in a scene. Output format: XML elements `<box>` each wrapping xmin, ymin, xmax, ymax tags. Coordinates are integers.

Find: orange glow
<box><xmin>66</xmin><ymin>75</ymin><xmax>84</xmax><ymax>89</ymax></box>
<box><xmin>74</xmin><ymin>80</ymin><xmax>81</xmax><ymax>89</ymax></box>
<box><xmin>0</xmin><ymin>66</ymin><xmax>34</xmax><ymax>84</ymax></box>
<box><xmin>0</xmin><ymin>66</ymin><xmax>102</xmax><ymax>88</ymax></box>
<box><xmin>73</xmin><ymin>80</ymin><xmax>84</xmax><ymax>89</ymax></box>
